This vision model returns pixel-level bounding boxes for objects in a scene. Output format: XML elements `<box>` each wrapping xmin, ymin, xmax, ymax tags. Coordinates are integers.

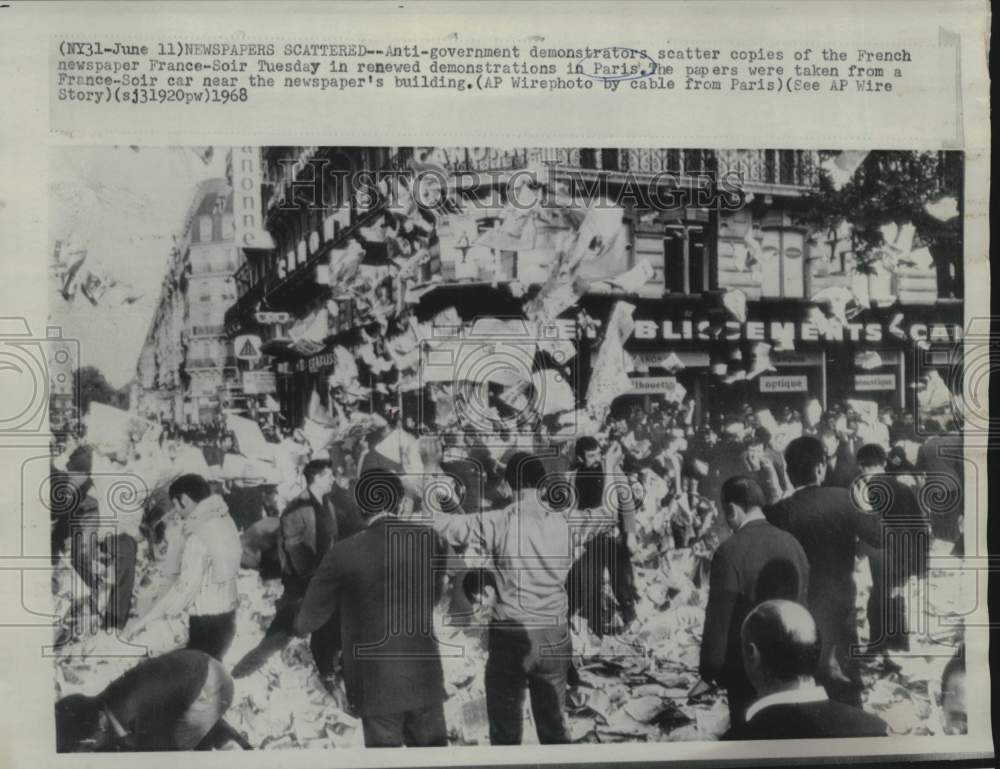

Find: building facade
<box><xmin>223</xmin><ymin>147</ymin><xmax>962</xmax><ymax>431</ymax></box>
<box><xmin>136</xmin><ymin>178</ymin><xmax>241</xmax><ymax>424</ymax></box>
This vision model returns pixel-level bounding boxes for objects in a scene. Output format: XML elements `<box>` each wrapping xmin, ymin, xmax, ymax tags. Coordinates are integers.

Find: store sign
<box><xmin>759</xmin><ymin>375</ymin><xmax>808</xmax><ymax>393</ymax></box>
<box><xmin>305</xmin><ymin>351</ymin><xmax>338</xmax><ymax>373</ymax></box>
<box><xmin>254</xmin><ymin>311</ymin><xmax>292</xmax><ymax>324</ymax></box>
<box><xmin>242</xmin><ymin>370</ymin><xmax>277</xmax><ymax>394</ymax></box>
<box><xmin>628</xmin><ymin>376</ymin><xmax>685</xmax><ymax>395</ymax></box>
<box><xmin>854</xmin><ymin>373</ymin><xmax>897</xmax><ymax>391</ymax></box>
<box><xmin>234</xmin><ymin>334</ymin><xmax>263</xmax><ymax>362</ymax></box>
<box><xmin>228</xmin><ymin>146</ymin><xmax>275</xmax><ymax>249</ymax></box>
<box><xmin>630</xmin><ymin>317</ymin><xmax>963</xmax><ymax>346</ymax></box>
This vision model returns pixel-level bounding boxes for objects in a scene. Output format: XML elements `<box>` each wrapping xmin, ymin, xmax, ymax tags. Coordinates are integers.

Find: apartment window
<box><xmin>759</xmin><ymin>227</ymin><xmax>806</xmax><ymax>298</ymax></box>
<box><xmin>198</xmin><ymin>215</ymin><xmax>213</xmax><ymax>244</ymax></box>
<box><xmin>663</xmin><ymin>224</ymin><xmax>707</xmax><ymax>294</ymax></box>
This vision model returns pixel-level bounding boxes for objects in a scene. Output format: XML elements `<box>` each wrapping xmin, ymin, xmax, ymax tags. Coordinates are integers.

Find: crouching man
<box><xmin>55</xmin><ymin>649</ymin><xmax>249</xmax><ymax>751</ymax></box>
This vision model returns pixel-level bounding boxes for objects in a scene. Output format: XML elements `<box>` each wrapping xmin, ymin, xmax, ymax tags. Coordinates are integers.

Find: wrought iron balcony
<box><xmin>716</xmin><ymin>149</ymin><xmax>820</xmax><ymax>191</ymax></box>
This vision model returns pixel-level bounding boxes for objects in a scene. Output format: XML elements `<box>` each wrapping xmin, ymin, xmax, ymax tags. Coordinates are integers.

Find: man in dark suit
<box><xmin>700</xmin><ymin>477</ymin><xmax>810</xmax><ymax>728</ymax></box>
<box><xmin>765</xmin><ymin>436</ymin><xmax>883</xmax><ymax>707</ymax></box>
<box><xmin>295</xmin><ymin>469</ymin><xmax>448</xmax><ymax>748</ymax></box>
<box><xmin>855</xmin><ymin>444</ymin><xmax>930</xmax><ymax>657</ymax></box>
<box><xmin>723</xmin><ymin>600</ymin><xmax>888</xmax><ymax>740</ymax></box>
<box><xmin>819</xmin><ymin>427</ymin><xmax>859</xmax><ymax>489</ymax></box>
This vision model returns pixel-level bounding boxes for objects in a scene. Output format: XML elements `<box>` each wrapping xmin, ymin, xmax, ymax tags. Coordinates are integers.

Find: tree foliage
<box><xmin>74</xmin><ymin>366</ymin><xmax>128</xmax><ymax>412</ymax></box>
<box><xmin>801</xmin><ymin>150</ymin><xmax>962</xmax><ymax>275</ymax></box>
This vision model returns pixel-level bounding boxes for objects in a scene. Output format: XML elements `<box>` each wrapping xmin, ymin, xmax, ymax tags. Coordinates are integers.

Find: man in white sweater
<box><xmin>127</xmin><ymin>474</ymin><xmax>242</xmax><ymax>661</ymax></box>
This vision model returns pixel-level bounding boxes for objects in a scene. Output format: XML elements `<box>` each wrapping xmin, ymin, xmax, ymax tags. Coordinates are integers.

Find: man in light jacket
<box><xmin>429</xmin><ymin>450</ymin><xmax>619</xmax><ymax>745</ymax></box>
<box><xmin>128</xmin><ymin>474</ymin><xmax>242</xmax><ymax>661</ymax></box>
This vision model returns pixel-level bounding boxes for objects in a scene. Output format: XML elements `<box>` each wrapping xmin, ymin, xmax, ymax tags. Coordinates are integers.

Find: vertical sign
<box><xmin>227</xmin><ymin>146</ymin><xmax>274</xmax><ymax>250</ymax></box>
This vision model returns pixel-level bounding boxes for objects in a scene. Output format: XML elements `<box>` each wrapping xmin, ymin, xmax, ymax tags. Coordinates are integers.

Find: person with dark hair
<box><xmin>428</xmin><ymin>450</ymin><xmax>619</xmax><ymax>745</ymax></box>
<box><xmin>700</xmin><ymin>476</ymin><xmax>810</xmax><ymax>727</ymax></box>
<box><xmin>754</xmin><ymin>426</ymin><xmax>791</xmax><ymax>494</ymax></box>
<box><xmin>54</xmin><ymin>649</ymin><xmax>247</xmax><ymax>751</ymax></box>
<box><xmin>764</xmin><ymin>436</ymin><xmax>883</xmax><ymax>708</ymax></box>
<box><xmin>739</xmin><ymin>432</ymin><xmax>785</xmax><ymax>505</ymax></box>
<box><xmin>295</xmin><ymin>468</ymin><xmax>448</xmax><ymax>748</ymax></box>
<box><xmin>566</xmin><ymin>436</ymin><xmax>638</xmax><ymax>637</ymax></box>
<box><xmin>126</xmin><ymin>474</ymin><xmax>241</xmax><ymax>661</ymax></box>
<box><xmin>239</xmin><ymin>486</ymin><xmax>282</xmax><ymax>580</ymax></box>
<box><xmin>723</xmin><ymin>600</ymin><xmax>888</xmax><ymax>740</ymax></box>
<box><xmin>232</xmin><ymin>459</ymin><xmax>341</xmax><ymax>682</ymax></box>
<box><xmin>916</xmin><ymin>418</ymin><xmax>964</xmax><ymax>542</ymax></box>
<box><xmin>462</xmin><ymin>568</ymin><xmax>499</xmax><ymax>617</ymax></box>
<box><xmin>941</xmin><ymin>646</ymin><xmax>966</xmax><ymax>735</ymax></box>
<box><xmin>819</xmin><ymin>426</ymin><xmax>859</xmax><ymax>489</ymax></box>
<box><xmin>58</xmin><ymin>446</ymin><xmax>139</xmax><ymax>633</ymax></box>
<box><xmin>854</xmin><ymin>443</ymin><xmax>930</xmax><ymax>659</ymax></box>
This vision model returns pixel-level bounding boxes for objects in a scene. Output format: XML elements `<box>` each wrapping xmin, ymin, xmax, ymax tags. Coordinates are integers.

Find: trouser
<box><xmin>485</xmin><ymin>623</ymin><xmax>571</xmax><ymax>745</ymax></box>
<box><xmin>173</xmin><ymin>657</ymin><xmax>235</xmax><ymax>748</ymax></box>
<box><xmin>188</xmin><ymin>611</ymin><xmax>237</xmax><ymax>662</ymax></box>
<box><xmin>233</xmin><ymin>599</ymin><xmax>340</xmax><ymax>677</ymax></box>
<box><xmin>566</xmin><ymin>532</ymin><xmax>636</xmax><ymax>636</ymax></box>
<box><xmin>71</xmin><ymin>531</ymin><xmax>138</xmax><ymax>632</ymax></box>
<box><xmin>361</xmin><ymin>702</ymin><xmax>448</xmax><ymax>748</ymax></box>
<box><xmin>867</xmin><ymin>555</ymin><xmax>909</xmax><ymax>652</ymax></box>
<box><xmin>812</xmin><ymin>591</ymin><xmax>863</xmax><ymax>708</ymax></box>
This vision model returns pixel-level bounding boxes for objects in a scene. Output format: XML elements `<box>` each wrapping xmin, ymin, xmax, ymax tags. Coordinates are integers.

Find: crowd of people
<box><xmin>50</xmin><ymin>388</ymin><xmax>967</xmax><ymax>750</ymax></box>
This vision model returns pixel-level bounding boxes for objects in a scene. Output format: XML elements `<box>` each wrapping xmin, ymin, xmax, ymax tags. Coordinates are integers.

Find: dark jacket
<box><xmin>859</xmin><ymin>474</ymin><xmax>930</xmax><ymax>586</ymax></box>
<box><xmin>700</xmin><ymin>519</ymin><xmax>810</xmax><ymax>689</ymax></box>
<box><xmin>295</xmin><ymin>519</ymin><xmax>447</xmax><ymax>717</ymax></box>
<box><xmin>766</xmin><ymin>485</ymin><xmax>882</xmax><ymax>598</ymax></box>
<box><xmin>823</xmin><ymin>446</ymin><xmax>859</xmax><ymax>489</ymax></box>
<box><xmin>98</xmin><ymin>650</ymin><xmax>226</xmax><ymax>750</ymax></box>
<box><xmin>765</xmin><ymin>486</ymin><xmax>882</xmax><ymax>682</ymax></box>
<box><xmin>278</xmin><ymin>490</ymin><xmax>338</xmax><ymax>595</ymax></box>
<box><xmin>723</xmin><ymin>699</ymin><xmax>888</xmax><ymax>740</ymax></box>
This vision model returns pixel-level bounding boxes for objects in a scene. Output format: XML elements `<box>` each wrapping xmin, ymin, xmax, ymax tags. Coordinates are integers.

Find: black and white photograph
<box><xmin>45</xmin><ymin>145</ymin><xmax>974</xmax><ymax>751</ymax></box>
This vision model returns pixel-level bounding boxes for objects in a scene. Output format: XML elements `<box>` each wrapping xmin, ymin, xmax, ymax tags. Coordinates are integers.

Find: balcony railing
<box><xmin>405</xmin><ymin>147</ymin><xmax>719</xmax><ymax>178</ymax></box>
<box><xmin>717</xmin><ymin>149</ymin><xmax>819</xmax><ymax>190</ymax></box>
<box><xmin>191</xmin><ymin>261</ymin><xmax>240</xmax><ymax>276</ymax></box>
<box><xmin>188</xmin><ymin>324</ymin><xmax>226</xmax><ymax>337</ymax></box>
<box><xmin>186</xmin><ymin>355</ymin><xmax>238</xmax><ymax>370</ymax></box>
<box><xmin>400</xmin><ymin>147</ymin><xmax>819</xmax><ymax>189</ymax></box>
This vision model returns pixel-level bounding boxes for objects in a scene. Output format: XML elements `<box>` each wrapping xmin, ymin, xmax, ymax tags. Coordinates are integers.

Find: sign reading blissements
<box><xmin>759</xmin><ymin>375</ymin><xmax>808</xmax><ymax>393</ymax></box>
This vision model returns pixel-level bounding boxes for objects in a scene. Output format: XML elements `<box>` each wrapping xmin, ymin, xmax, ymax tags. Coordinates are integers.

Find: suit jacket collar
<box><xmin>745</xmin><ymin>683</ymin><xmax>828</xmax><ymax>722</ymax></box>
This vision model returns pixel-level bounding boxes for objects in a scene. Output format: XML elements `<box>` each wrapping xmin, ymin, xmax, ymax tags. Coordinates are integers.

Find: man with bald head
<box><xmin>724</xmin><ymin>600</ymin><xmax>888</xmax><ymax>740</ymax></box>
